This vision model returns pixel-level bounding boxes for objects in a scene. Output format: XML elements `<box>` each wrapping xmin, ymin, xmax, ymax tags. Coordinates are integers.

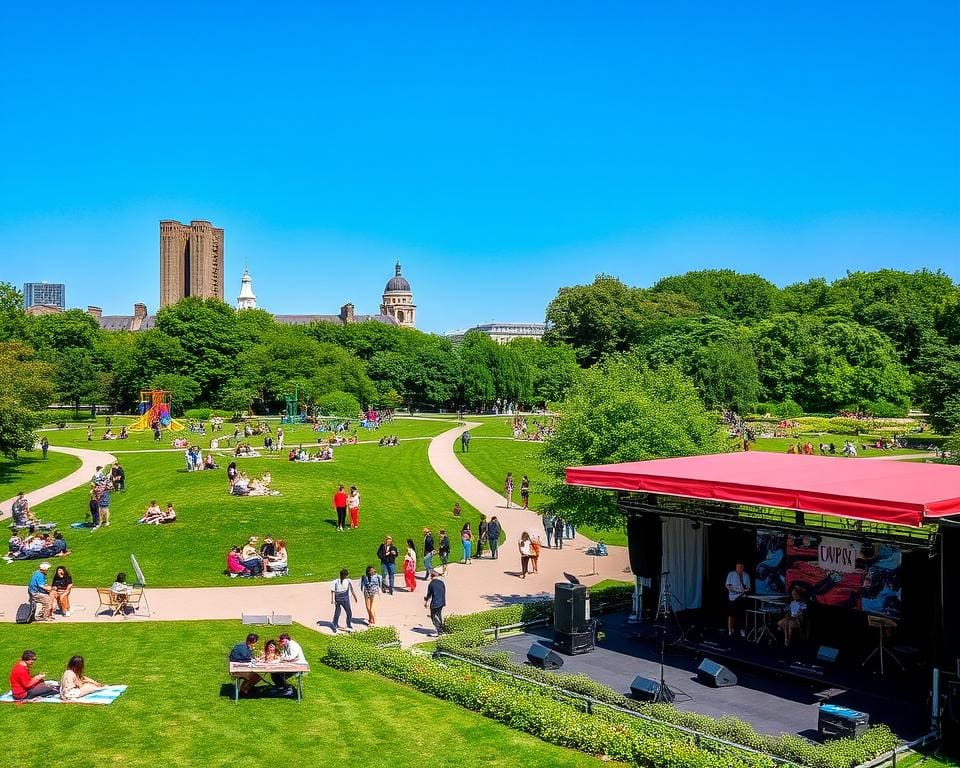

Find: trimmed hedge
<box><xmin>325</xmin><ymin>630</ymin><xmax>773</xmax><ymax>768</ymax></box>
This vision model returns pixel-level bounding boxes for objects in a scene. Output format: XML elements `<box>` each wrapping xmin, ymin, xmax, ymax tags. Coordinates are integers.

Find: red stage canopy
<box><xmin>565</xmin><ymin>452</ymin><xmax>960</xmax><ymax>528</ymax></box>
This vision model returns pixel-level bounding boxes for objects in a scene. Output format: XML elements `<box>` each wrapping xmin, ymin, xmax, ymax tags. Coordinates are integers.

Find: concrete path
<box><xmin>0</xmin><ymin>426</ymin><xmax>630</xmax><ymax>645</ymax></box>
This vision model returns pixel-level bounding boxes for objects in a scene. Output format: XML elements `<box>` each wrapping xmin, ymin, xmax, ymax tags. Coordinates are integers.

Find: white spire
<box><xmin>237</xmin><ymin>269</ymin><xmax>257</xmax><ymax>310</ymax></box>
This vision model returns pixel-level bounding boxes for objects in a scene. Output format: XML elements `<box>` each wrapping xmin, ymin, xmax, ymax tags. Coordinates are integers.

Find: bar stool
<box><xmin>861</xmin><ymin>615</ymin><xmax>904</xmax><ymax>676</ymax></box>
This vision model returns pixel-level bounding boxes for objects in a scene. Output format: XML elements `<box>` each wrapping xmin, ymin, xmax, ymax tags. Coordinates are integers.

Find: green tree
<box><xmin>507</xmin><ymin>339</ymin><xmax>579</xmax><ymax>405</ymax></box>
<box><xmin>0</xmin><ymin>283</ymin><xmax>27</xmax><ymax>342</ymax></box>
<box><xmin>916</xmin><ymin>340</ymin><xmax>960</xmax><ymax>434</ymax></box>
<box><xmin>315</xmin><ymin>390</ymin><xmax>361</xmax><ymax>417</ymax></box>
<box><xmin>692</xmin><ymin>340</ymin><xmax>760</xmax><ymax>413</ymax></box>
<box><xmin>652</xmin><ymin>269</ymin><xmax>780</xmax><ymax>321</ymax></box>
<box><xmin>457</xmin><ymin>331</ymin><xmax>497</xmax><ymax>408</ymax></box>
<box><xmin>0</xmin><ymin>342</ymin><xmax>54</xmax><ymax>457</ymax></box>
<box><xmin>542</xmin><ymin>357</ymin><xmax>728</xmax><ymax>529</ymax></box>
<box><xmin>27</xmin><ymin>309</ymin><xmax>101</xmax><ymax>353</ymax></box>
<box><xmin>150</xmin><ymin>373</ymin><xmax>202</xmax><ymax>414</ymax></box>
<box><xmin>54</xmin><ymin>348</ymin><xmax>104</xmax><ymax>417</ymax></box>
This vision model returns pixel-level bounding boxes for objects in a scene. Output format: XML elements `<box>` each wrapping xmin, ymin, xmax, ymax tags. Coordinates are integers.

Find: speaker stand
<box><xmin>654</xmin><ymin>626</ymin><xmax>676</xmax><ymax>703</ymax></box>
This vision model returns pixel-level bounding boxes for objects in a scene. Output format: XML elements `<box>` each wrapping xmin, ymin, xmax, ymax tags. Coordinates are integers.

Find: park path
<box><xmin>0</xmin><ymin>425</ymin><xmax>630</xmax><ymax>645</ymax></box>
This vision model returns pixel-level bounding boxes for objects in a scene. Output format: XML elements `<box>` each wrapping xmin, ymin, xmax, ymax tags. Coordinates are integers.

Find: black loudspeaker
<box><xmin>527</xmin><ymin>643</ymin><xmax>563</xmax><ymax>670</ymax></box>
<box><xmin>818</xmin><ymin>704</ymin><xmax>869</xmax><ymax>739</ymax></box>
<box><xmin>816</xmin><ymin>645</ymin><xmax>839</xmax><ymax>663</ymax></box>
<box><xmin>696</xmin><ymin>658</ymin><xmax>738</xmax><ymax>687</ymax></box>
<box><xmin>554</xmin><ymin>629</ymin><xmax>594</xmax><ymax>656</ymax></box>
<box><xmin>627</xmin><ymin>511</ymin><xmax>662</xmax><ymax>580</ymax></box>
<box><xmin>630</xmin><ymin>675</ymin><xmax>675</xmax><ymax>703</ymax></box>
<box><xmin>554</xmin><ymin>583</ymin><xmax>590</xmax><ymax>634</ymax></box>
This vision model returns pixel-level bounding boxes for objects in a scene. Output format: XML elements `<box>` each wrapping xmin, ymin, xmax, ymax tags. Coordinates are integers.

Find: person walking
<box><xmin>460</xmin><ymin>522</ymin><xmax>473</xmax><ymax>564</ymax></box>
<box><xmin>460</xmin><ymin>430</ymin><xmax>471</xmax><ymax>453</ymax></box>
<box><xmin>40</xmin><ymin>437</ymin><xmax>49</xmax><ymax>460</ymax></box>
<box><xmin>530</xmin><ymin>534</ymin><xmax>540</xmax><ymax>573</ymax></box>
<box><xmin>438</xmin><ymin>529</ymin><xmax>450</xmax><ymax>574</ymax></box>
<box><xmin>422</xmin><ymin>528</ymin><xmax>435</xmax><ymax>579</ymax></box>
<box><xmin>360</xmin><ymin>566</ymin><xmax>382</xmax><ymax>625</ymax></box>
<box><xmin>519</xmin><ymin>532</ymin><xmax>532</xmax><ymax>579</ymax></box>
<box><xmin>330</xmin><ymin>569</ymin><xmax>358</xmax><ymax>632</ymax></box>
<box><xmin>486</xmin><ymin>516</ymin><xmax>502</xmax><ymax>560</ymax></box>
<box><xmin>276</xmin><ymin>427</ymin><xmax>284</xmax><ymax>452</ymax></box>
<box><xmin>333</xmin><ymin>485</ymin><xmax>348</xmax><ymax>532</ymax></box>
<box><xmin>542</xmin><ymin>512</ymin><xmax>555</xmax><ymax>549</ymax></box>
<box><xmin>424</xmin><ymin>570</ymin><xmax>447</xmax><ymax>637</ymax></box>
<box><xmin>520</xmin><ymin>475</ymin><xmax>530</xmax><ymax>509</ymax></box>
<box><xmin>376</xmin><ymin>536</ymin><xmax>399</xmax><ymax>594</ymax></box>
<box><xmin>347</xmin><ymin>486</ymin><xmax>361</xmax><ymax>529</ymax></box>
<box><xmin>553</xmin><ymin>515</ymin><xmax>565</xmax><ymax>549</ymax></box>
<box><xmin>504</xmin><ymin>472</ymin><xmax>514</xmax><ymax>508</ymax></box>
<box><xmin>403</xmin><ymin>538</ymin><xmax>418</xmax><ymax>592</ymax></box>
<box><xmin>476</xmin><ymin>516</ymin><xmax>488</xmax><ymax>558</ymax></box>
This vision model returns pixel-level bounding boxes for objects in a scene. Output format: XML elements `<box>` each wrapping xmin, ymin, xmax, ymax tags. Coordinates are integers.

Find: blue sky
<box><xmin>1</xmin><ymin>2</ymin><xmax>957</xmax><ymax>332</ymax></box>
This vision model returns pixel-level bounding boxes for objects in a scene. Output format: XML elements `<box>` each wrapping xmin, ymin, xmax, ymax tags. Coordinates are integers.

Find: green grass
<box><xmin>0</xmin><ymin>621</ymin><xmax>614</xmax><ymax>768</ymax></box>
<box><xmin>41</xmin><ymin>416</ymin><xmax>458</xmax><ymax>452</ymax></box>
<box><xmin>0</xmin><ymin>450</ymin><xmax>81</xmax><ymax>502</ymax></box>
<box><xmin>897</xmin><ymin>754</ymin><xmax>960</xmax><ymax>768</ymax></box>
<box><xmin>2</xmin><ymin>441</ymin><xmax>479</xmax><ymax>588</ymax></box>
<box><xmin>455</xmin><ymin>437</ymin><xmax>628</xmax><ymax>547</ymax></box>
<box><xmin>750</xmin><ymin>434</ymin><xmax>925</xmax><ymax>457</ymax></box>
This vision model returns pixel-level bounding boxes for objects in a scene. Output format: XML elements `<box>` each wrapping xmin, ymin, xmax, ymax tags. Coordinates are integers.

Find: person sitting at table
<box><xmin>138</xmin><ymin>500</ymin><xmax>164</xmax><ymax>524</ymax></box>
<box><xmin>271</xmin><ymin>633</ymin><xmax>305</xmax><ymax>696</ymax></box>
<box><xmin>725</xmin><ymin>561</ymin><xmax>752</xmax><ymax>638</ymax></box>
<box><xmin>241</xmin><ymin>537</ymin><xmax>264</xmax><ymax>576</ymax></box>
<box><xmin>229</xmin><ymin>633</ymin><xmax>263</xmax><ymax>696</ymax></box>
<box><xmin>778</xmin><ymin>586</ymin><xmax>808</xmax><ymax>647</ymax></box>
<box><xmin>59</xmin><ymin>655</ymin><xmax>106</xmax><ymax>700</ymax></box>
<box><xmin>10</xmin><ymin>650</ymin><xmax>57</xmax><ymax>701</ymax></box>
<box><xmin>259</xmin><ymin>638</ymin><xmax>280</xmax><ymax>663</ymax></box>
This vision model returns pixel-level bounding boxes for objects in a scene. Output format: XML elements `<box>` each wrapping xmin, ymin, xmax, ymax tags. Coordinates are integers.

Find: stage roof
<box><xmin>565</xmin><ymin>452</ymin><xmax>960</xmax><ymax>528</ymax></box>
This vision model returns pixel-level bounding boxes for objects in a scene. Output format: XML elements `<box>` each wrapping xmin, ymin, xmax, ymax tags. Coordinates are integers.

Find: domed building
<box><xmin>380</xmin><ymin>262</ymin><xmax>416</xmax><ymax>328</ymax></box>
<box><xmin>236</xmin><ymin>268</ymin><xmax>257</xmax><ymax>310</ymax></box>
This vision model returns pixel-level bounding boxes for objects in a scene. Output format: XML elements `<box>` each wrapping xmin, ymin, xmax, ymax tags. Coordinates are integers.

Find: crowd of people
<box><xmin>511</xmin><ymin>416</ymin><xmax>556</xmax><ymax>441</ymax></box>
<box><xmin>226</xmin><ymin>463</ymin><xmax>278</xmax><ymax>496</ymax></box>
<box><xmin>226</xmin><ymin>536</ymin><xmax>288</xmax><ymax>578</ymax></box>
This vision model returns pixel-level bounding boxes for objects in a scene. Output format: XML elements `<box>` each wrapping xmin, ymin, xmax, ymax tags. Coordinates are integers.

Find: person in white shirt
<box><xmin>777</xmin><ymin>587</ymin><xmax>807</xmax><ymax>646</ymax></box>
<box><xmin>271</xmin><ymin>633</ymin><xmax>305</xmax><ymax>695</ymax></box>
<box><xmin>725</xmin><ymin>561</ymin><xmax>752</xmax><ymax>637</ymax></box>
<box><xmin>331</xmin><ymin>568</ymin><xmax>358</xmax><ymax>631</ymax></box>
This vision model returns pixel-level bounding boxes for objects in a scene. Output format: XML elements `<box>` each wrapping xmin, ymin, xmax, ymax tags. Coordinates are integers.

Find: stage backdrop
<box><xmin>782</xmin><ymin>534</ymin><xmax>902</xmax><ymax>618</ymax></box>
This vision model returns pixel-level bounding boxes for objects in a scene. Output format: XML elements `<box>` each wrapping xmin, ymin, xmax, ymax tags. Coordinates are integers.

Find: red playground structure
<box><xmin>129</xmin><ymin>390</ymin><xmax>185</xmax><ymax>432</ymax></box>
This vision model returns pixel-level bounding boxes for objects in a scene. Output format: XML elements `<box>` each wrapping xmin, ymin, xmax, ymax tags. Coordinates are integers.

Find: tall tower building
<box><xmin>159</xmin><ymin>220</ymin><xmax>225</xmax><ymax>307</ymax></box>
<box><xmin>237</xmin><ymin>268</ymin><xmax>257</xmax><ymax>310</ymax></box>
<box><xmin>380</xmin><ymin>262</ymin><xmax>416</xmax><ymax>328</ymax></box>
<box><xmin>23</xmin><ymin>282</ymin><xmax>65</xmax><ymax>310</ymax></box>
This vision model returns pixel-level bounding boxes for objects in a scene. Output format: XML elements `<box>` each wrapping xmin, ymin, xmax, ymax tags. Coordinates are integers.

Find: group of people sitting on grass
<box><xmin>233</xmin><ymin>442</ymin><xmax>260</xmax><ymax>457</ymax></box>
<box><xmin>137</xmin><ymin>500</ymin><xmax>177</xmax><ymax>525</ymax></box>
<box><xmin>5</xmin><ymin>530</ymin><xmax>70</xmax><ymax>562</ymax></box>
<box><xmin>289</xmin><ymin>445</ymin><xmax>334</xmax><ymax>462</ymax></box>
<box><xmin>9</xmin><ymin>651</ymin><xmax>108</xmax><ymax>701</ymax></box>
<box><xmin>512</xmin><ymin>416</ymin><xmax>556</xmax><ymax>441</ymax></box>
<box><xmin>377</xmin><ymin>435</ymin><xmax>400</xmax><ymax>447</ymax></box>
<box><xmin>9</xmin><ymin>492</ymin><xmax>55</xmax><ymax>531</ymax></box>
<box><xmin>226</xmin><ymin>536</ymin><xmax>288</xmax><ymax>577</ymax></box>
<box><xmin>184</xmin><ymin>445</ymin><xmax>215</xmax><ymax>471</ymax></box>
<box><xmin>98</xmin><ymin>426</ymin><xmax>128</xmax><ymax>440</ymax></box>
<box><xmin>226</xmin><ymin>462</ymin><xmax>278</xmax><ymax>496</ymax></box>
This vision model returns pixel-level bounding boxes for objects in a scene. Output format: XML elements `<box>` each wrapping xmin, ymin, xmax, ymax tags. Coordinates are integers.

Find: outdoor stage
<box><xmin>489</xmin><ymin>609</ymin><xmax>930</xmax><ymax>741</ymax></box>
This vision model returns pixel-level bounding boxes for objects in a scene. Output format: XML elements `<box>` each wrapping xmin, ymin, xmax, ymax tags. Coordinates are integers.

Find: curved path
<box><xmin>0</xmin><ymin>427</ymin><xmax>630</xmax><ymax>644</ymax></box>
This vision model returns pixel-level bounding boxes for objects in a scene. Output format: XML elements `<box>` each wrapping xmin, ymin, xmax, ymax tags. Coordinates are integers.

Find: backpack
<box><xmin>16</xmin><ymin>602</ymin><xmax>35</xmax><ymax>624</ymax></box>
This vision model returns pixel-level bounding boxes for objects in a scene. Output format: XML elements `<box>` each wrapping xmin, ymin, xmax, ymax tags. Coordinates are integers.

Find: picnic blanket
<box><xmin>0</xmin><ymin>685</ymin><xmax>127</xmax><ymax>704</ymax></box>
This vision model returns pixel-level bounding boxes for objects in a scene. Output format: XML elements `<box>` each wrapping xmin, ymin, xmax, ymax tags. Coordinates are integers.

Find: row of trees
<box><xmin>545</xmin><ymin>269</ymin><xmax>960</xmax><ymax>431</ymax></box>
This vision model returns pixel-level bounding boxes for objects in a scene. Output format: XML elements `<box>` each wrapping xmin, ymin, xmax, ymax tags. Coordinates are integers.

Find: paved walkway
<box><xmin>0</xmin><ymin>426</ymin><xmax>630</xmax><ymax>645</ymax></box>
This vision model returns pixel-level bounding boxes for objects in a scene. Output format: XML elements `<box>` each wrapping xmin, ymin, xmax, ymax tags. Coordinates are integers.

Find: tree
<box><xmin>0</xmin><ymin>342</ymin><xmax>54</xmax><ymax>457</ymax></box>
<box><xmin>507</xmin><ymin>339</ymin><xmax>579</xmax><ymax>405</ymax></box>
<box><xmin>652</xmin><ymin>269</ymin><xmax>780</xmax><ymax>322</ymax></box>
<box><xmin>27</xmin><ymin>309</ymin><xmax>101</xmax><ymax>353</ymax></box>
<box><xmin>150</xmin><ymin>373</ymin><xmax>202</xmax><ymax>414</ymax></box>
<box><xmin>541</xmin><ymin>357</ymin><xmax>728</xmax><ymax>529</ymax></box>
<box><xmin>457</xmin><ymin>331</ymin><xmax>497</xmax><ymax>409</ymax></box>
<box><xmin>0</xmin><ymin>283</ymin><xmax>27</xmax><ymax>342</ymax></box>
<box><xmin>315</xmin><ymin>391</ymin><xmax>361</xmax><ymax>417</ymax></box>
<box><xmin>54</xmin><ymin>348</ymin><xmax>103</xmax><ymax>417</ymax></box>
<box><xmin>916</xmin><ymin>340</ymin><xmax>960</xmax><ymax>434</ymax></box>
<box><xmin>692</xmin><ymin>340</ymin><xmax>760</xmax><ymax>414</ymax></box>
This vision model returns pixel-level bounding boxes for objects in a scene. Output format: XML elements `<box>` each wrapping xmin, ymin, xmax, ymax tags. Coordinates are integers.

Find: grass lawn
<box><xmin>0</xmin><ymin>620</ymin><xmax>614</xmax><ymax>768</ymax></box>
<box><xmin>0</xmin><ymin>450</ymin><xmax>81</xmax><ymax>502</ymax></box>
<box><xmin>750</xmin><ymin>434</ymin><xmax>925</xmax><ymax>457</ymax></box>
<box><xmin>898</xmin><ymin>755</ymin><xmax>960</xmax><ymax>768</ymax></box>
<box><xmin>40</xmin><ymin>416</ymin><xmax>458</xmax><ymax>452</ymax></box>
<box><xmin>455</xmin><ymin>437</ymin><xmax>628</xmax><ymax>547</ymax></box>
<box><xmin>1</xmin><ymin>441</ymin><xmax>479</xmax><ymax>588</ymax></box>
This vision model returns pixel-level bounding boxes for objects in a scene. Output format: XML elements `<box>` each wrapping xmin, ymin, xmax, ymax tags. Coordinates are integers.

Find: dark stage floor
<box><xmin>487</xmin><ymin>610</ymin><xmax>930</xmax><ymax>740</ymax></box>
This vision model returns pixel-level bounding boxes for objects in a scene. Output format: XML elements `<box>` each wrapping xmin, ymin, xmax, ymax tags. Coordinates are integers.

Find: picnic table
<box><xmin>228</xmin><ymin>661</ymin><xmax>310</xmax><ymax>703</ymax></box>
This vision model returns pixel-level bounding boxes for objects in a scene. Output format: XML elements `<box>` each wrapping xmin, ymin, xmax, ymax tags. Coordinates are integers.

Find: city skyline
<box><xmin>1</xmin><ymin>3</ymin><xmax>957</xmax><ymax>332</ymax></box>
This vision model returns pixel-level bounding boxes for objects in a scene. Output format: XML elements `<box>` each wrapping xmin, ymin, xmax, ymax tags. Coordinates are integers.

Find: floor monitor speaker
<box><xmin>630</xmin><ymin>675</ymin><xmax>675</xmax><ymax>703</ymax></box>
<box><xmin>553</xmin><ymin>629</ymin><xmax>594</xmax><ymax>656</ymax></box>
<box><xmin>696</xmin><ymin>658</ymin><xmax>737</xmax><ymax>687</ymax></box>
<box><xmin>526</xmin><ymin>643</ymin><xmax>563</xmax><ymax>670</ymax></box>
<box><xmin>816</xmin><ymin>645</ymin><xmax>839</xmax><ymax>663</ymax></box>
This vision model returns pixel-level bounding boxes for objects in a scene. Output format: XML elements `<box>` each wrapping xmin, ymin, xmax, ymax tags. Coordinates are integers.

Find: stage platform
<box><xmin>486</xmin><ymin>610</ymin><xmax>930</xmax><ymax>741</ymax></box>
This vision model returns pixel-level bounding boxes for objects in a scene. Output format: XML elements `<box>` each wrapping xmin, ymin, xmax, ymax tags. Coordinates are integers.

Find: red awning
<box><xmin>565</xmin><ymin>452</ymin><xmax>960</xmax><ymax>528</ymax></box>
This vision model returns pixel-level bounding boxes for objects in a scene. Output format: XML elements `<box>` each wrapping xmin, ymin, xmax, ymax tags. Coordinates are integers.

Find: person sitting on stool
<box><xmin>725</xmin><ymin>561</ymin><xmax>751</xmax><ymax>637</ymax></box>
<box><xmin>778</xmin><ymin>586</ymin><xmax>807</xmax><ymax>647</ymax></box>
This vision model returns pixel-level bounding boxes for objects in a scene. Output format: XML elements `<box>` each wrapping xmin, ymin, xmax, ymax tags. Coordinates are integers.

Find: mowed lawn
<box><xmin>40</xmin><ymin>415</ymin><xmax>458</xmax><ymax>451</ymax></box>
<box><xmin>0</xmin><ymin>621</ymin><xmax>613</xmax><ymax>768</ymax></box>
<box><xmin>749</xmin><ymin>434</ymin><xmax>925</xmax><ymax>457</ymax></box>
<box><xmin>2</xmin><ymin>441</ymin><xmax>479</xmax><ymax>588</ymax></box>
<box><xmin>456</xmin><ymin>430</ymin><xmax>628</xmax><ymax>547</ymax></box>
<box><xmin>0</xmin><ymin>450</ymin><xmax>81</xmax><ymax>503</ymax></box>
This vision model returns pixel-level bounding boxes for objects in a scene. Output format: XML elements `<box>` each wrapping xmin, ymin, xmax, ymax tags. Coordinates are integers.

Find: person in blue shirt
<box><xmin>228</xmin><ymin>633</ymin><xmax>262</xmax><ymax>696</ymax></box>
<box><xmin>28</xmin><ymin>563</ymin><xmax>55</xmax><ymax>621</ymax></box>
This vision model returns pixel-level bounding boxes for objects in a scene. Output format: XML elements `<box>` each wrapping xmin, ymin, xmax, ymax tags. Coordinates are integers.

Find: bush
<box><xmin>315</xmin><ymin>391</ymin><xmax>361</xmax><ymax>417</ymax></box>
<box><xmin>183</xmin><ymin>408</ymin><xmax>212</xmax><ymax>421</ymax></box>
<box><xmin>828</xmin><ymin>417</ymin><xmax>874</xmax><ymax>435</ymax></box>
<box><xmin>861</xmin><ymin>400</ymin><xmax>907</xmax><ymax>418</ymax></box>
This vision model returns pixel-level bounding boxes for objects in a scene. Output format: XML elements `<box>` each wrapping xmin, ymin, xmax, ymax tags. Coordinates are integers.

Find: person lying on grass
<box><xmin>138</xmin><ymin>501</ymin><xmax>176</xmax><ymax>524</ymax></box>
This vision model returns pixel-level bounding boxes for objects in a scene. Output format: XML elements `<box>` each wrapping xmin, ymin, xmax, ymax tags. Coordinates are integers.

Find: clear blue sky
<box><xmin>1</xmin><ymin>2</ymin><xmax>957</xmax><ymax>332</ymax></box>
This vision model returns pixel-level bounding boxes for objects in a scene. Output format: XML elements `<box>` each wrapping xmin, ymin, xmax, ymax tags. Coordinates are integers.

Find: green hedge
<box><xmin>325</xmin><ymin>630</ymin><xmax>773</xmax><ymax>768</ymax></box>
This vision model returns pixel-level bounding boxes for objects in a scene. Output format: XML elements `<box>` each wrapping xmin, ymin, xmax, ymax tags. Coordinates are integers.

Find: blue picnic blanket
<box><xmin>0</xmin><ymin>684</ymin><xmax>127</xmax><ymax>704</ymax></box>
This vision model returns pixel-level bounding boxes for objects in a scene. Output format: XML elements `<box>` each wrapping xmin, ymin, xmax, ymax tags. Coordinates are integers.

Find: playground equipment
<box><xmin>129</xmin><ymin>390</ymin><xmax>185</xmax><ymax>432</ymax></box>
<box><xmin>281</xmin><ymin>386</ymin><xmax>305</xmax><ymax>424</ymax></box>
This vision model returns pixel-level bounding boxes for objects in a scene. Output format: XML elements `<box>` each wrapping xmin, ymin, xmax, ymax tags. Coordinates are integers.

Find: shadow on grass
<box><xmin>0</xmin><ymin>456</ymin><xmax>43</xmax><ymax>490</ymax></box>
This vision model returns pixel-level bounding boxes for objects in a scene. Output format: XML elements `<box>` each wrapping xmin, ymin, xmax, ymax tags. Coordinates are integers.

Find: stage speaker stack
<box><xmin>527</xmin><ymin>643</ymin><xmax>563</xmax><ymax>670</ymax></box>
<box><xmin>818</xmin><ymin>704</ymin><xmax>869</xmax><ymax>740</ymax></box>
<box><xmin>554</xmin><ymin>582</ymin><xmax>594</xmax><ymax>656</ymax></box>
<box><xmin>630</xmin><ymin>675</ymin><xmax>675</xmax><ymax>703</ymax></box>
<box><xmin>696</xmin><ymin>658</ymin><xmax>738</xmax><ymax>688</ymax></box>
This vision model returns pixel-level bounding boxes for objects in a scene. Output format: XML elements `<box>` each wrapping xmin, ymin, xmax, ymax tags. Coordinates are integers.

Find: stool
<box><xmin>861</xmin><ymin>615</ymin><xmax>904</xmax><ymax>676</ymax></box>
